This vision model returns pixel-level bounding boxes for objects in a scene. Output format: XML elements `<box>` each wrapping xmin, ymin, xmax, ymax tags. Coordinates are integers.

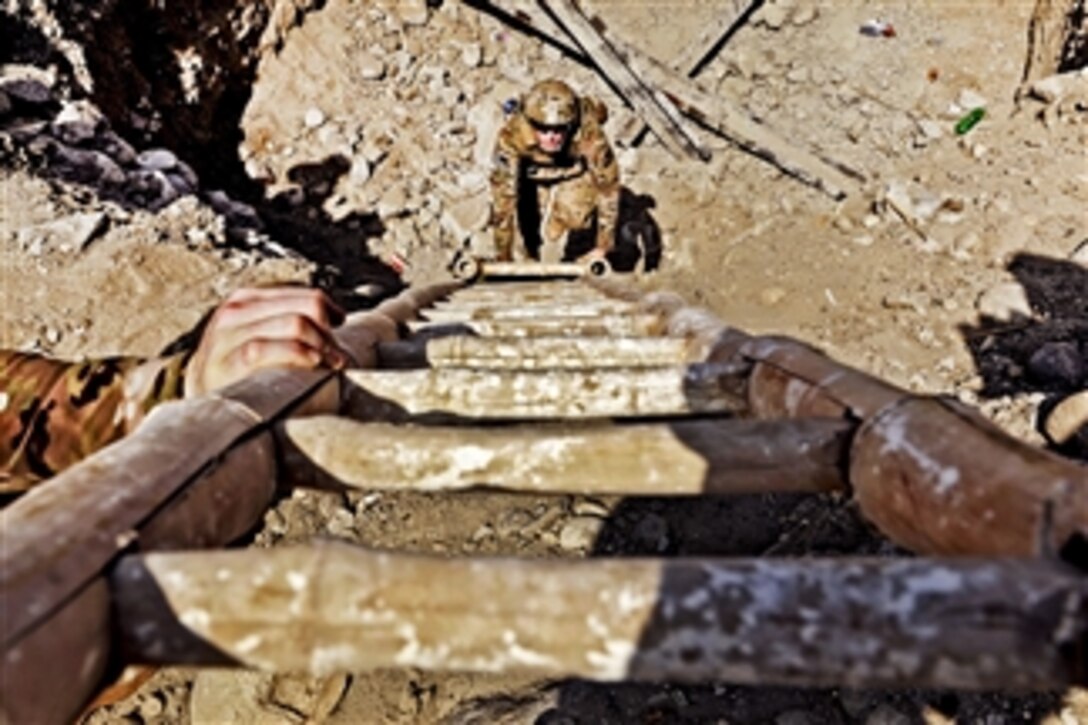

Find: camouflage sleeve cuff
<box><xmin>0</xmin><ymin>350</ymin><xmax>190</xmax><ymax>492</ymax></box>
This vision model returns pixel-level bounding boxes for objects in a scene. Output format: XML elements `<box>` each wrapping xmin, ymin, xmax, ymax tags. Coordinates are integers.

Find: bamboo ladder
<box><xmin>3</xmin><ymin>262</ymin><xmax>1087</xmax><ymax>724</ymax></box>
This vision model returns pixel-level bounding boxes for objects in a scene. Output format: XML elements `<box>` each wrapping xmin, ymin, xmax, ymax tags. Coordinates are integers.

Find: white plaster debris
<box><xmin>499</xmin><ymin>630</ymin><xmax>562</xmax><ymax>669</ymax></box>
<box><xmin>682</xmin><ymin>587</ymin><xmax>711</xmax><ymax>611</ymax></box>
<box><xmin>616</xmin><ymin>584</ymin><xmax>654</xmax><ymax>616</ymax></box>
<box><xmin>286</xmin><ymin>570</ymin><xmax>308</xmax><ymax>592</ymax></box>
<box><xmin>877</xmin><ymin>413</ymin><xmax>963</xmax><ymax>495</ymax></box>
<box><xmin>233</xmin><ymin>634</ymin><xmax>263</xmax><ymax>654</ymax></box>
<box><xmin>311</xmin><ymin>644</ymin><xmax>360</xmax><ymax>675</ymax></box>
<box><xmin>180</xmin><ymin>607</ymin><xmax>211</xmax><ymax>630</ymax></box>
<box><xmin>585</xmin><ymin>638</ymin><xmax>636</xmax><ymax>678</ymax></box>
<box><xmin>449</xmin><ymin>444</ymin><xmax>495</xmax><ymax>472</ymax></box>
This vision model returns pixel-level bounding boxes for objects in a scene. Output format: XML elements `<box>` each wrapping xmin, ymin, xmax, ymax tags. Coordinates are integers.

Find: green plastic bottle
<box><xmin>955</xmin><ymin>107</ymin><xmax>985</xmax><ymax>135</ymax></box>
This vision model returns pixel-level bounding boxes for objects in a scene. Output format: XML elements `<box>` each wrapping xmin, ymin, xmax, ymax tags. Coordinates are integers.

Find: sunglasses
<box><xmin>529</xmin><ymin>120</ymin><xmax>571</xmax><ymax>134</ymax></box>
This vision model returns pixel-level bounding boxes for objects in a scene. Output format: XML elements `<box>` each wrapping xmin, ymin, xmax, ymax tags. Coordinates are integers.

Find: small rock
<box><xmin>760</xmin><ymin>286</ymin><xmax>787</xmax><ymax>306</ymax></box>
<box><xmin>376</xmin><ymin>185</ymin><xmax>409</xmax><ymax>219</ymax></box>
<box><xmin>303</xmin><ymin>107</ymin><xmax>326</xmax><ymax>129</ymax></box>
<box><xmin>440</xmin><ymin>192</ymin><xmax>490</xmax><ymax>241</ymax></box>
<box><xmin>127</xmin><ymin>168</ymin><xmax>179</xmax><ymax>209</ymax></box>
<box><xmin>325</xmin><ymin>508</ymin><xmax>355</xmax><ymax>538</ymax></box>
<box><xmin>572</xmin><ymin>498</ymin><xmax>610</xmax><ymax>518</ymax></box>
<box><xmin>191</xmin><ymin>671</ymin><xmax>289</xmax><ymax>725</ymax></box>
<box><xmin>137</xmin><ymin>694</ymin><xmax>164</xmax><ymax>720</ymax></box>
<box><xmin>99</xmin><ymin>131</ymin><xmax>138</xmax><ymax>165</ymax></box>
<box><xmin>976</xmin><ymin>282</ymin><xmax>1032</xmax><ymax>321</ymax></box>
<box><xmin>757</xmin><ymin>2</ymin><xmax>789</xmax><ymax>30</ymax></box>
<box><xmin>1</xmin><ymin>79</ymin><xmax>54</xmax><ymax>106</ymax></box>
<box><xmin>18</xmin><ymin>211</ymin><xmax>108</xmax><ymax>254</ymax></box>
<box><xmin>882</xmin><ymin>292</ymin><xmax>927</xmax><ymax>314</ymax></box>
<box><xmin>52</xmin><ymin>119</ymin><xmax>98</xmax><ymax>146</ymax></box>
<box><xmin>1028</xmin><ymin>342</ymin><xmax>1084</xmax><ymax>388</ymax></box>
<box><xmin>360</xmin><ymin>136</ymin><xmax>389</xmax><ymax>165</ymax></box>
<box><xmin>471</xmin><ymin>524</ymin><xmax>494</xmax><ymax>542</ymax></box>
<box><xmin>791</xmin><ymin>6</ymin><xmax>818</xmax><ymax>25</ymax></box>
<box><xmin>1071</xmin><ymin>238</ymin><xmax>1088</xmax><ymax>266</ymax></box>
<box><xmin>785</xmin><ymin>66</ymin><xmax>809</xmax><ymax>84</ymax></box>
<box><xmin>348</xmin><ymin>156</ymin><xmax>371</xmax><ymax>185</ymax></box>
<box><xmin>559</xmin><ymin>516</ymin><xmax>604</xmax><ymax>551</ymax></box>
<box><xmin>952</xmin><ymin>231</ymin><xmax>980</xmax><ymax>260</ymax></box>
<box><xmin>1044</xmin><ymin>390</ymin><xmax>1088</xmax><ymax>446</ymax></box>
<box><xmin>957</xmin><ymin>88</ymin><xmax>987</xmax><ymax>110</ymax></box>
<box><xmin>358</xmin><ymin>50</ymin><xmax>386</xmax><ymax>80</ymax></box>
<box><xmin>53</xmin><ymin>145</ymin><xmax>126</xmax><ymax>185</ymax></box>
<box><xmin>137</xmin><ymin>148</ymin><xmax>178</xmax><ymax>171</ymax></box>
<box><xmin>461</xmin><ymin>42</ymin><xmax>483</xmax><ymax>68</ymax></box>
<box><xmin>917</xmin><ymin>119</ymin><xmax>945</xmax><ymax>141</ymax></box>
<box><xmin>396</xmin><ymin>0</ymin><xmax>429</xmax><ymax>26</ymax></box>
<box><xmin>165</xmin><ymin>171</ymin><xmax>195</xmax><ymax>196</ymax></box>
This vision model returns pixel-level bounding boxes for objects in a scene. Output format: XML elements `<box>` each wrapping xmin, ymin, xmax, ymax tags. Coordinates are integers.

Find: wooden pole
<box><xmin>477</xmin><ymin>260</ymin><xmax>608</xmax><ymax>279</ymax></box>
<box><xmin>280</xmin><ymin>416</ymin><xmax>851</xmax><ymax>495</ymax></box>
<box><xmin>617</xmin><ymin>0</ymin><xmax>758</xmax><ymax>147</ymax></box>
<box><xmin>378</xmin><ymin>335</ymin><xmax>699</xmax><ymax>370</ymax></box>
<box><xmin>421</xmin><ymin>301</ymin><xmax>636</xmax><ymax>322</ymax></box>
<box><xmin>851</xmin><ymin>397</ymin><xmax>1088</xmax><ymax>558</ymax></box>
<box><xmin>111</xmin><ymin>543</ymin><xmax>1088</xmax><ymax>690</ymax></box>
<box><xmin>539</xmin><ymin>0</ymin><xmax>709</xmax><ymax>161</ymax></box>
<box><xmin>609</xmin><ymin>34</ymin><xmax>863</xmax><ymax>199</ymax></box>
<box><xmin>407</xmin><ymin>313</ymin><xmax>668</xmax><ymax>338</ymax></box>
<box><xmin>1020</xmin><ymin>0</ymin><xmax>1079</xmax><ymax>94</ymax></box>
<box><xmin>343</xmin><ymin>363</ymin><xmax>748</xmax><ymax>421</ymax></box>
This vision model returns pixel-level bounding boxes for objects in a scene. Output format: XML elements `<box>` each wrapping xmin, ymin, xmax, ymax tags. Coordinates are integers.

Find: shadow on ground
<box><xmin>540</xmin><ymin>493</ymin><xmax>1065</xmax><ymax>724</ymax></box>
<box><xmin>959</xmin><ymin>251</ymin><xmax>1087</xmax><ymax>452</ymax></box>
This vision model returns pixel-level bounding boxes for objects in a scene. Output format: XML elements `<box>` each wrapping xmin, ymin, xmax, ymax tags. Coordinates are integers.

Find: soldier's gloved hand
<box><xmin>184</xmin><ymin>287</ymin><xmax>352</xmax><ymax>397</ymax></box>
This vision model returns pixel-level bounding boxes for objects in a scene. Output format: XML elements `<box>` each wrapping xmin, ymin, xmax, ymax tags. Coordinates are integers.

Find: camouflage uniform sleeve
<box><xmin>0</xmin><ymin>349</ymin><xmax>189</xmax><ymax>493</ymax></box>
<box><xmin>490</xmin><ymin>120</ymin><xmax>522</xmax><ymax>262</ymax></box>
<box><xmin>581</xmin><ymin>107</ymin><xmax>620</xmax><ymax>252</ymax></box>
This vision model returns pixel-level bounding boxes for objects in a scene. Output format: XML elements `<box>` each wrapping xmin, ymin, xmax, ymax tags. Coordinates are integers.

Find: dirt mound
<box><xmin>3</xmin><ymin>0</ymin><xmax>1088</xmax><ymax>722</ymax></box>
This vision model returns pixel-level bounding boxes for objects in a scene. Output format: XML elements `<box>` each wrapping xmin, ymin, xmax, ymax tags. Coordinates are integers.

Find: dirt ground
<box><xmin>3</xmin><ymin>0</ymin><xmax>1088</xmax><ymax>722</ymax></box>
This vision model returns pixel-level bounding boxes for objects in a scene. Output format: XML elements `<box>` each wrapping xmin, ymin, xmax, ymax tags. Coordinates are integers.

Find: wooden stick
<box><xmin>477</xmin><ymin>260</ymin><xmax>607</xmax><ymax>279</ymax></box>
<box><xmin>343</xmin><ymin>363</ymin><xmax>748</xmax><ymax>420</ymax></box>
<box><xmin>112</xmin><ymin>543</ymin><xmax>1088</xmax><ymax>690</ymax></box>
<box><xmin>421</xmin><ymin>301</ymin><xmax>636</xmax><ymax>322</ymax></box>
<box><xmin>617</xmin><ymin>0</ymin><xmax>758</xmax><ymax>147</ymax></box>
<box><xmin>437</xmin><ymin>290</ymin><xmax>611</xmax><ymax>306</ymax></box>
<box><xmin>608</xmin><ymin>34</ymin><xmax>863</xmax><ymax>199</ymax></box>
<box><xmin>280</xmin><ymin>416</ymin><xmax>850</xmax><ymax>495</ymax></box>
<box><xmin>378</xmin><ymin>335</ymin><xmax>698</xmax><ymax>370</ymax></box>
<box><xmin>407</xmin><ymin>313</ymin><xmax>668</xmax><ymax>338</ymax></box>
<box><xmin>539</xmin><ymin>0</ymin><xmax>709</xmax><ymax>161</ymax></box>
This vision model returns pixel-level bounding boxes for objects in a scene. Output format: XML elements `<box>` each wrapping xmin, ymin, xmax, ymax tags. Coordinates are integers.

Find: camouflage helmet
<box><xmin>522</xmin><ymin>79</ymin><xmax>579</xmax><ymax>127</ymax></box>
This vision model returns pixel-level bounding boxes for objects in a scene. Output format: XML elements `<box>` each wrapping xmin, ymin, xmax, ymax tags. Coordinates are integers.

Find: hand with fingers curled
<box><xmin>183</xmin><ymin>287</ymin><xmax>355</xmax><ymax>398</ymax></box>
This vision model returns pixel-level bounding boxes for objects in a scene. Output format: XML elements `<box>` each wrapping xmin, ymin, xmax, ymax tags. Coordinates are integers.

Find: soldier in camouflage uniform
<box><xmin>490</xmin><ymin>79</ymin><xmax>620</xmax><ymax>263</ymax></box>
<box><xmin>1</xmin><ymin>287</ymin><xmax>350</xmax><ymax>494</ymax></box>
